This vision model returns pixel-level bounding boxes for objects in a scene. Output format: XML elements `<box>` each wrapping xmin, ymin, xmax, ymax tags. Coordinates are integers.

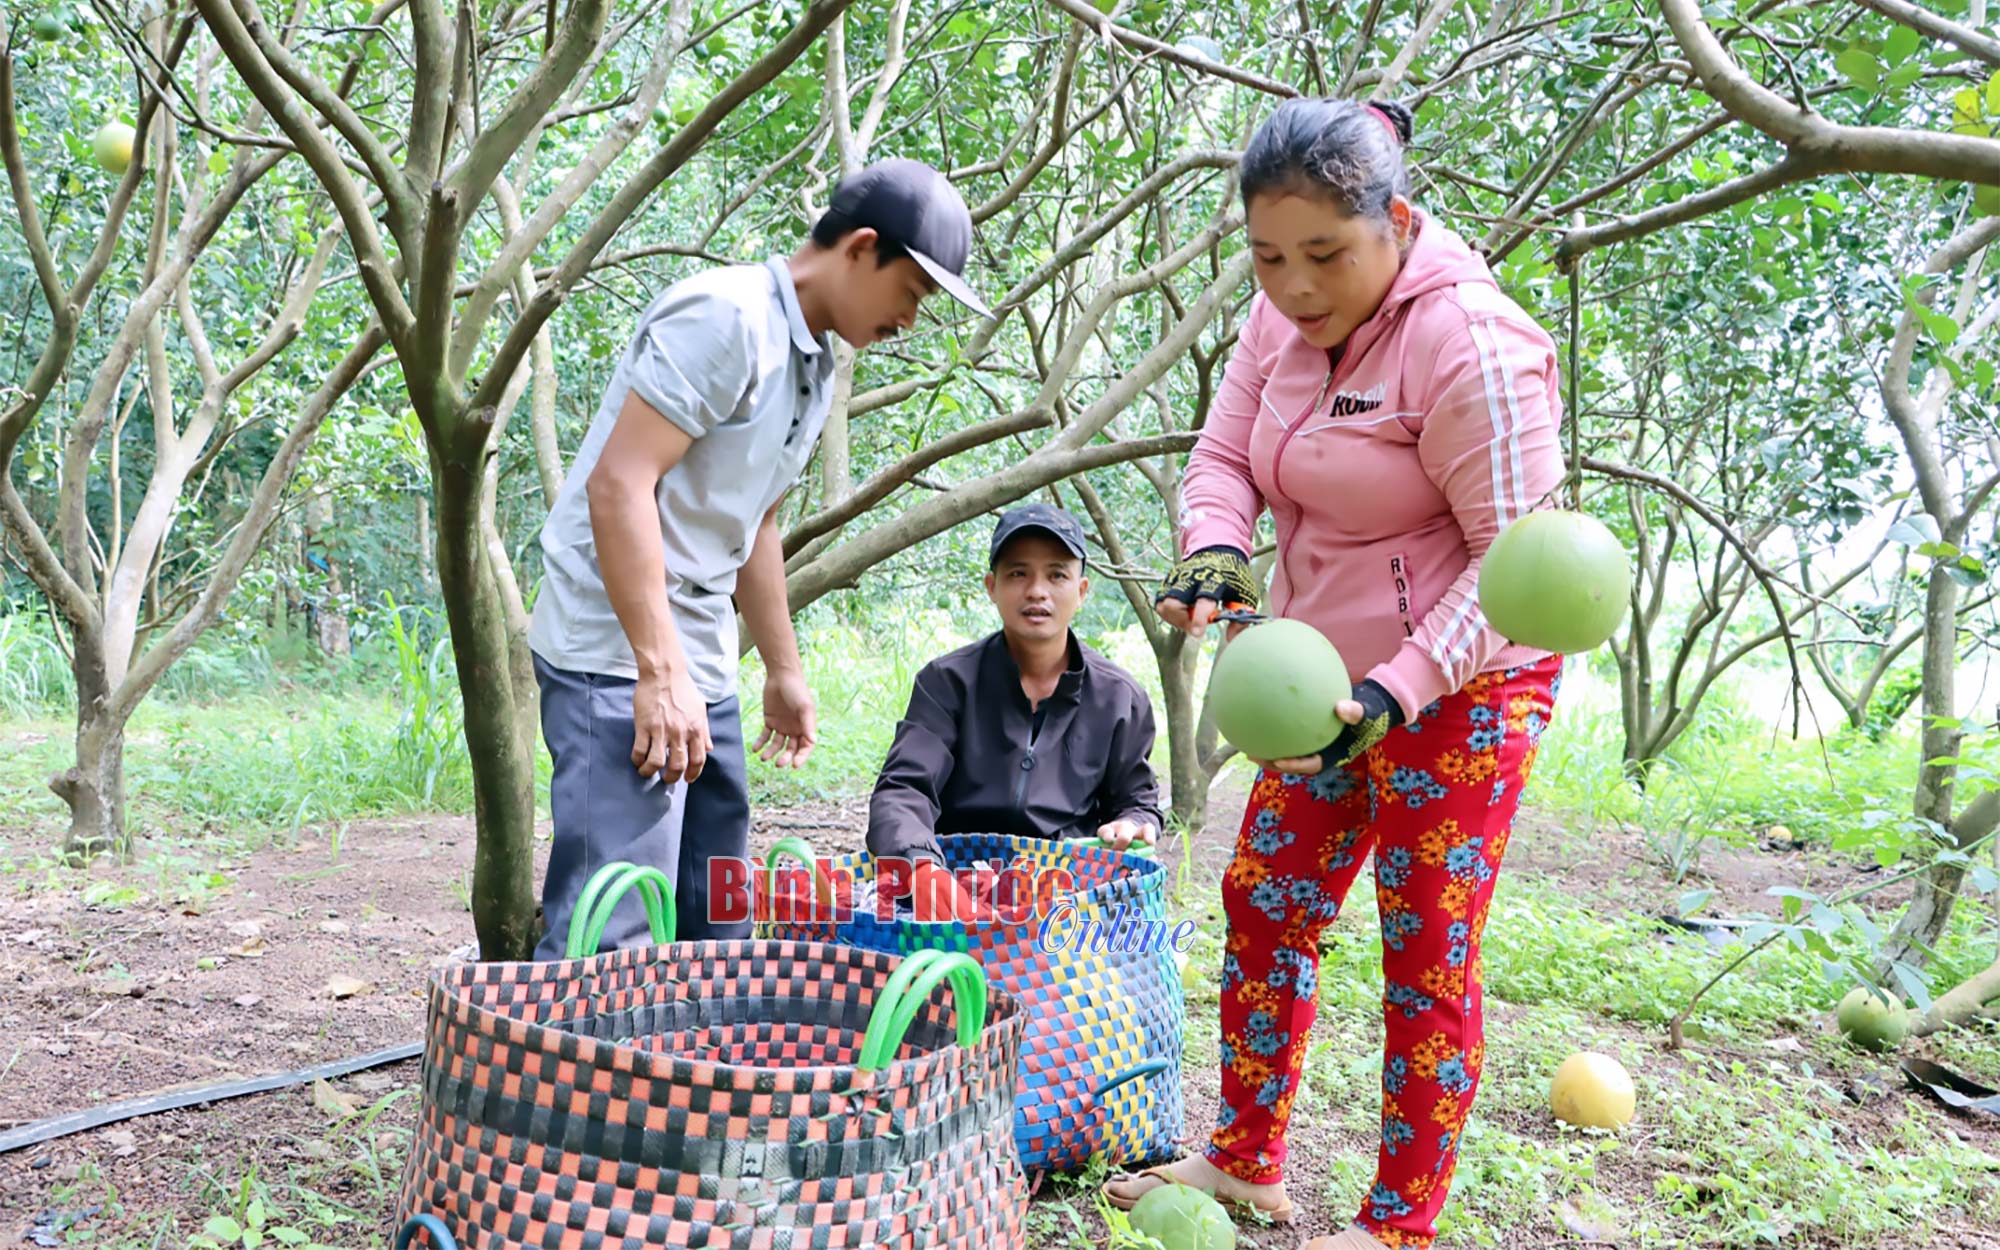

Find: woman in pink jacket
<box><xmin>1102</xmin><ymin>97</ymin><xmax>1566</xmax><ymax>1250</ymax></box>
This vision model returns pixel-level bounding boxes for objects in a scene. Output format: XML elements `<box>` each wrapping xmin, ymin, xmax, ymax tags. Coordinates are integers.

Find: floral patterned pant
<box><xmin>1204</xmin><ymin>656</ymin><xmax>1563</xmax><ymax>1249</ymax></box>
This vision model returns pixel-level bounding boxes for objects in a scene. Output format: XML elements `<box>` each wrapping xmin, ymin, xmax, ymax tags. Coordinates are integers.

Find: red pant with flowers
<box><xmin>1205</xmin><ymin>655</ymin><xmax>1563</xmax><ymax>1248</ymax></box>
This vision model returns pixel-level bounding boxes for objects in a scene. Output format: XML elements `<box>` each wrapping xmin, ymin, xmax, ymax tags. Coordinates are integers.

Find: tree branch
<box><xmin>1042</xmin><ymin>0</ymin><xmax>1299</xmax><ymax>99</ymax></box>
<box><xmin>1585</xmin><ymin>454</ymin><xmax>1809</xmax><ymax>739</ymax></box>
<box><xmin>234</xmin><ymin>0</ymin><xmax>417</xmax><ymax>244</ymax></box>
<box><xmin>1659</xmin><ymin>0</ymin><xmax>2000</xmax><ymax>178</ymax></box>
<box><xmin>451</xmin><ymin>0</ymin><xmax>691</xmax><ymax>375</ymax></box>
<box><xmin>111</xmin><ymin>327</ymin><xmax>390</xmax><ymax>724</ymax></box>
<box><xmin>449</xmin><ymin>0</ymin><xmax>613</xmax><ymax>234</ymax></box>
<box><xmin>1369</xmin><ymin>0</ymin><xmax>1464</xmax><ymax>101</ymax></box>
<box><xmin>1854</xmin><ymin>0</ymin><xmax>2000</xmax><ymax>68</ymax></box>
<box><xmin>782</xmin><ymin>408</ymin><xmax>1055</xmax><ymax>561</ymax></box>
<box><xmin>465</xmin><ymin>0</ymin><xmax>857</xmax><ymax>427</ymax></box>
<box><xmin>1556</xmin><ymin>152</ymin><xmax>1824</xmax><ymax>267</ymax></box>
<box><xmin>193</xmin><ymin>0</ymin><xmax>417</xmax><ymax>346</ymax></box>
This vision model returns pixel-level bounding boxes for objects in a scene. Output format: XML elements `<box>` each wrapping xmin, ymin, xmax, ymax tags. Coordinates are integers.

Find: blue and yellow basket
<box><xmin>754</xmin><ymin>833</ymin><xmax>1186</xmax><ymax>1173</ymax></box>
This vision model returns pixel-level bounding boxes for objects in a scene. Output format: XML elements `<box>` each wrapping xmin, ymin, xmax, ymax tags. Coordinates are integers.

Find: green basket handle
<box><xmin>766</xmin><ymin>835</ymin><xmax>833</xmax><ymax>908</ymax></box>
<box><xmin>1065</xmin><ymin>833</ymin><xmax>1157</xmax><ymax>859</ymax></box>
<box><xmin>1090</xmin><ymin>1057</ymin><xmax>1171</xmax><ymax>1099</ymax></box>
<box><xmin>857</xmin><ymin>949</ymin><xmax>987</xmax><ymax>1070</ymax></box>
<box><xmin>564</xmin><ymin>861</ymin><xmax>677</xmax><ymax>958</ymax></box>
<box><xmin>395</xmin><ymin>1216</ymin><xmax>458</xmax><ymax>1250</ymax></box>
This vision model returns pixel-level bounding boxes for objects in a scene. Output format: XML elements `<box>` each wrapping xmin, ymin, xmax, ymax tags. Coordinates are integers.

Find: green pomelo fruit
<box><xmin>1129</xmin><ymin>1182</ymin><xmax>1237</xmax><ymax>1250</ymax></box>
<box><xmin>1835</xmin><ymin>986</ymin><xmax>1908</xmax><ymax>1053</ymax></box>
<box><xmin>1208</xmin><ymin>618</ymin><xmax>1349</xmax><ymax>762</ymax></box>
<box><xmin>1479</xmin><ymin>510</ymin><xmax>1632</xmax><ymax>653</ymax></box>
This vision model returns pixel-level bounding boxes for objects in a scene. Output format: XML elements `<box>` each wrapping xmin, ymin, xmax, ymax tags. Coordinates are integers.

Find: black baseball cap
<box><xmin>826</xmin><ymin>158</ymin><xmax>992</xmax><ymax>318</ymax></box>
<box><xmin>990</xmin><ymin>503</ymin><xmax>1088</xmax><ymax>568</ymax></box>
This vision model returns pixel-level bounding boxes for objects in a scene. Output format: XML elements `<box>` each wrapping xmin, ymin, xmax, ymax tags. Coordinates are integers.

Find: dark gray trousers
<box><xmin>532</xmin><ymin>653</ymin><xmax>752</xmax><ymax>961</ymax></box>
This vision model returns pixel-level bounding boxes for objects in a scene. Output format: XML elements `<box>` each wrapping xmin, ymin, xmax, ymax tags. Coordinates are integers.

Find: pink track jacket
<box><xmin>1178</xmin><ymin>211</ymin><xmax>1566</xmax><ymax>718</ymax></box>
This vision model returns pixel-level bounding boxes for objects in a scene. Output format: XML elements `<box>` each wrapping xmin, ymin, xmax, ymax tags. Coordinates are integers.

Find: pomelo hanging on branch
<box><xmin>92</xmin><ymin>121</ymin><xmax>136</xmax><ymax>175</ymax></box>
<box><xmin>1478</xmin><ymin>509</ymin><xmax>1632</xmax><ymax>653</ymax></box>
<box><xmin>1207</xmin><ymin>618</ymin><xmax>1349</xmax><ymax>763</ymax></box>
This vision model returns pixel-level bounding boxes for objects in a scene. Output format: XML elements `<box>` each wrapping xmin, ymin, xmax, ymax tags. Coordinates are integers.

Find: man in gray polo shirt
<box><xmin>528</xmin><ymin>159</ymin><xmax>990</xmax><ymax>959</ymax></box>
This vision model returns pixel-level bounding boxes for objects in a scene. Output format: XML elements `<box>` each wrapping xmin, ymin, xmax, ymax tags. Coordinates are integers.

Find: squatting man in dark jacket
<box><xmin>865</xmin><ymin>502</ymin><xmax>1166</xmax><ymax>921</ymax></box>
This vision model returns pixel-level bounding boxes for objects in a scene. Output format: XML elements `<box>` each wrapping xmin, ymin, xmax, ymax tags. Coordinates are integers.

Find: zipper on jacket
<box><xmin>1269</xmin><ymin>357</ymin><xmax>1338</xmax><ymax>607</ymax></box>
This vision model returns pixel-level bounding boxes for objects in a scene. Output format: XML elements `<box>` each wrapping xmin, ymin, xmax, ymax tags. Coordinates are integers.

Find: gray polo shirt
<box><xmin>528</xmin><ymin>256</ymin><xmax>836</xmax><ymax>703</ymax></box>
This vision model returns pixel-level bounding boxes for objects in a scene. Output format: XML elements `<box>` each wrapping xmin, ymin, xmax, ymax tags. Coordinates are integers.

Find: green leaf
<box><xmin>246</xmin><ymin>1200</ymin><xmax>266</xmax><ymax>1229</ymax></box>
<box><xmin>1953</xmin><ymin>88</ymin><xmax>1988</xmax><ymax>136</ymax></box>
<box><xmin>1836</xmin><ymin>47</ymin><xmax>1881</xmax><ymax>90</ymax></box>
<box><xmin>1883</xmin><ymin>24</ymin><xmax>1921</xmax><ymax>65</ymax></box>
<box><xmin>1919</xmin><ymin>306</ymin><xmax>1961</xmax><ymax>345</ymax></box>
<box><xmin>1988</xmin><ymin>68</ymin><xmax>2000</xmax><ymax>116</ymax></box>
<box><xmin>1885</xmin><ymin>61</ymin><xmax>1925</xmax><ymax>92</ymax></box>
<box><xmin>269</xmin><ymin>1231</ymin><xmax>309</xmax><ymax>1247</ymax></box>
<box><xmin>1889</xmin><ymin>959</ymin><xmax>1933</xmax><ymax>1013</ymax></box>
<box><xmin>1677</xmin><ymin>888</ymin><xmax>1713</xmax><ymax>917</ymax></box>
<box><xmin>204</xmin><ymin>1217</ymin><xmax>244</xmax><ymax>1243</ymax></box>
<box><xmin>1886</xmin><ymin>514</ymin><xmax>1942</xmax><ymax>546</ymax></box>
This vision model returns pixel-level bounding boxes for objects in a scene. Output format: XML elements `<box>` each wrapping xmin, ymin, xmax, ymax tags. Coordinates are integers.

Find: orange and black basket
<box><xmin>390</xmin><ymin>936</ymin><xmax>1026</xmax><ymax>1249</ymax></box>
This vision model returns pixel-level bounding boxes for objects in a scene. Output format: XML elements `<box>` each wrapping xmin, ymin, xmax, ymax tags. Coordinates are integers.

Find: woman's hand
<box><xmin>1257</xmin><ymin>698</ymin><xmax>1367</xmax><ymax>774</ymax></box>
<box><xmin>1154</xmin><ymin>546</ymin><xmax>1259</xmax><ymax>638</ymax></box>
<box><xmin>1250</xmin><ymin>681</ymin><xmax>1404</xmax><ymax>775</ymax></box>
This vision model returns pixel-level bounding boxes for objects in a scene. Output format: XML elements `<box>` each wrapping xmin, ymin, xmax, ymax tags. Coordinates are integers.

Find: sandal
<box><xmin>1101</xmin><ymin>1162</ymin><xmax>1296</xmax><ymax>1225</ymax></box>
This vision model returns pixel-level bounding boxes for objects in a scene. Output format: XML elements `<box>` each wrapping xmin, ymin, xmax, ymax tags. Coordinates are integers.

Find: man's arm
<box><xmin>867</xmin><ymin>664</ymin><xmax>958</xmax><ymax>863</ymax></box>
<box><xmin>1096</xmin><ymin>688</ymin><xmax>1165</xmax><ymax>848</ymax></box>
<box><xmin>867</xmin><ymin>665</ymin><xmax>984</xmax><ymax>921</ymax></box>
<box><xmin>586</xmin><ymin>391</ymin><xmax>709</xmax><ymax>783</ymax></box>
<box><xmin>736</xmin><ymin>497</ymin><xmax>815</xmax><ymax>767</ymax></box>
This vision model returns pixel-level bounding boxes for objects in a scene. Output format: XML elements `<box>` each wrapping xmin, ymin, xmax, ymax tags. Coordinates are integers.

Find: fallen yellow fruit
<box><xmin>1550</xmin><ymin>1051</ymin><xmax>1636</xmax><ymax>1130</ymax></box>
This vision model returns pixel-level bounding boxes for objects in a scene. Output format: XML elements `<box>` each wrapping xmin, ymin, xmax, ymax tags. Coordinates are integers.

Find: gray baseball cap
<box><xmin>990</xmin><ymin>503</ymin><xmax>1088</xmax><ymax>568</ymax></box>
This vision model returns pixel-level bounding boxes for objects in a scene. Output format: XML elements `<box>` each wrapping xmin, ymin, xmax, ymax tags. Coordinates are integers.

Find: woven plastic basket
<box><xmin>755</xmin><ymin>833</ymin><xmax>1186</xmax><ymax>1173</ymax></box>
<box><xmin>392</xmin><ymin>867</ymin><xmax>1027</xmax><ymax>1250</ymax></box>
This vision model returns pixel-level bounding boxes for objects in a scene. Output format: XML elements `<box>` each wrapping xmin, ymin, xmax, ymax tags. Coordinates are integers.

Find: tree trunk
<box><xmin>54</xmin><ymin>630</ymin><xmax>127</xmax><ymax>861</ymax></box>
<box><xmin>434</xmin><ymin>452</ymin><xmax>540</xmax><ymax>961</ymax></box>
<box><xmin>820</xmin><ymin>340</ymin><xmax>855</xmax><ymax>507</ymax></box>
<box><xmin>1155</xmin><ymin>630</ymin><xmax>1208</xmax><ymax>831</ymax></box>
<box><xmin>1879</xmin><ymin>568</ymin><xmax>1964</xmax><ymax>971</ymax></box>
<box><xmin>415</xmin><ymin>491</ymin><xmax>434</xmax><ymax>591</ymax></box>
<box><xmin>303</xmin><ymin>491</ymin><xmax>349</xmax><ymax>655</ymax></box>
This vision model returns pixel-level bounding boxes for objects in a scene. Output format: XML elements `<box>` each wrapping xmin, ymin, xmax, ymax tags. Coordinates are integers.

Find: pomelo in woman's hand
<box><xmin>1549</xmin><ymin>1051</ymin><xmax>1636</xmax><ymax>1130</ymax></box>
<box><xmin>1208</xmin><ymin>617</ymin><xmax>1349</xmax><ymax>763</ymax></box>
<box><xmin>1479</xmin><ymin>510</ymin><xmax>1631</xmax><ymax>653</ymax></box>
<box><xmin>1129</xmin><ymin>1182</ymin><xmax>1236</xmax><ymax>1250</ymax></box>
<box><xmin>1835</xmin><ymin>986</ymin><xmax>1909</xmax><ymax>1053</ymax></box>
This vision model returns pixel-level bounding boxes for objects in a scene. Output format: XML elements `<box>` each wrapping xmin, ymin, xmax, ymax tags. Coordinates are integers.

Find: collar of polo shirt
<box><xmin>766</xmin><ymin>256</ymin><xmax>829</xmax><ymax>357</ymax></box>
